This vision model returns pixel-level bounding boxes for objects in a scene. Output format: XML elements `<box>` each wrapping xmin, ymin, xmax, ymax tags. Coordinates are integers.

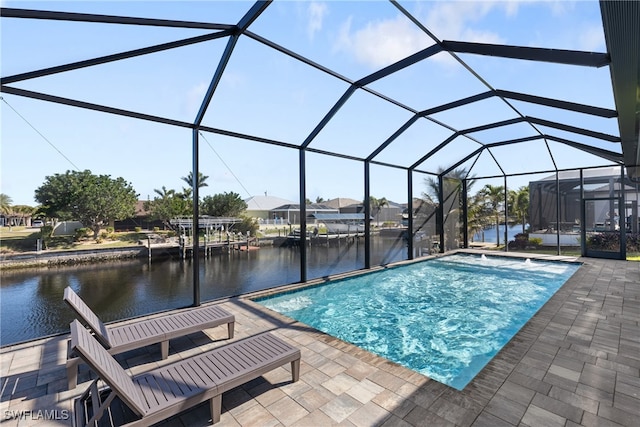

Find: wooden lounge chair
<box><xmin>69</xmin><ymin>320</ymin><xmax>301</xmax><ymax>426</ymax></box>
<box><xmin>64</xmin><ymin>286</ymin><xmax>235</xmax><ymax>389</ymax></box>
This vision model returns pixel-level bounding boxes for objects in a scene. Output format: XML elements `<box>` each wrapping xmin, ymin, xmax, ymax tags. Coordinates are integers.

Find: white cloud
<box><xmin>184</xmin><ymin>82</ymin><xmax>208</xmax><ymax>117</ymax></box>
<box><xmin>334</xmin><ymin>15</ymin><xmax>432</xmax><ymax>69</ymax></box>
<box><xmin>334</xmin><ymin>2</ymin><xmax>508</xmax><ymax>70</ymax></box>
<box><xmin>307</xmin><ymin>1</ymin><xmax>328</xmax><ymax>41</ymax></box>
<box><xmin>423</xmin><ymin>1</ymin><xmax>506</xmax><ymax>44</ymax></box>
<box><xmin>220</xmin><ymin>70</ymin><xmax>245</xmax><ymax>88</ymax></box>
<box><xmin>546</xmin><ymin>0</ymin><xmax>577</xmax><ymax>17</ymax></box>
<box><xmin>577</xmin><ymin>24</ymin><xmax>605</xmax><ymax>51</ymax></box>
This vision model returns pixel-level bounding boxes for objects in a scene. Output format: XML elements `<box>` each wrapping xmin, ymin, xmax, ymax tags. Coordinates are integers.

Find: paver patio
<box><xmin>1</xmin><ymin>253</ymin><xmax>638</xmax><ymax>426</ymax></box>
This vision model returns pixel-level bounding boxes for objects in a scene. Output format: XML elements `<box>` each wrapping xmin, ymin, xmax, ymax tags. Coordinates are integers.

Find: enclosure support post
<box><xmin>462</xmin><ymin>179</ymin><xmax>468</xmax><ymax>249</ymax></box>
<box><xmin>438</xmin><ymin>175</ymin><xmax>445</xmax><ymax>253</ymax></box>
<box><xmin>620</xmin><ymin>166</ymin><xmax>627</xmax><ymax>259</ymax></box>
<box><xmin>364</xmin><ymin>162</ymin><xmax>371</xmax><ymax>269</ymax></box>
<box><xmin>504</xmin><ymin>176</ymin><xmax>508</xmax><ymax>252</ymax></box>
<box><xmin>299</xmin><ymin>148</ymin><xmax>307</xmax><ymax>282</ymax></box>
<box><xmin>580</xmin><ymin>169</ymin><xmax>586</xmax><ymax>256</ymax></box>
<box><xmin>192</xmin><ymin>128</ymin><xmax>201</xmax><ymax>306</ymax></box>
<box><xmin>556</xmin><ymin>171</ymin><xmax>561</xmax><ymax>255</ymax></box>
<box><xmin>407</xmin><ymin>169</ymin><xmax>414</xmax><ymax>259</ymax></box>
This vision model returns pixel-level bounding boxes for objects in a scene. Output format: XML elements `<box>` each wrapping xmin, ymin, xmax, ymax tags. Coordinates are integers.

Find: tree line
<box><xmin>4</xmin><ymin>170</ymin><xmax>251</xmax><ymax>239</ymax></box>
<box><xmin>2</xmin><ymin>167</ymin><xmax>529</xmax><ymax>246</ymax></box>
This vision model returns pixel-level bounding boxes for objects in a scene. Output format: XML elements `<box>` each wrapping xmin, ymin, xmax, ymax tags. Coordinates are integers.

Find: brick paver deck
<box><xmin>1</xmin><ymin>253</ymin><xmax>638</xmax><ymax>426</ymax></box>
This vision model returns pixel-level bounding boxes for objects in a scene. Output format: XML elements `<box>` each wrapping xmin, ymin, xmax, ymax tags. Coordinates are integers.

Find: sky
<box><xmin>0</xmin><ymin>0</ymin><xmax>620</xmax><ymax>207</ymax></box>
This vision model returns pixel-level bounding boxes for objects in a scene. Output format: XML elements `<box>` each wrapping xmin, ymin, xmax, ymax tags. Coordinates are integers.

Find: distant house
<box><xmin>323</xmin><ymin>198</ymin><xmax>362</xmax><ymax>211</ymax></box>
<box><xmin>271</xmin><ymin>204</ymin><xmax>339</xmax><ymax>225</ymax></box>
<box><xmin>244</xmin><ymin>195</ymin><xmax>403</xmax><ymax>226</ymax></box>
<box><xmin>0</xmin><ymin>214</ymin><xmax>28</xmax><ymax>227</ymax></box>
<box><xmin>402</xmin><ymin>198</ymin><xmax>437</xmax><ymax>227</ymax></box>
<box><xmin>324</xmin><ymin>197</ymin><xmax>404</xmax><ymax>226</ymax></box>
<box><xmin>245</xmin><ymin>195</ymin><xmax>296</xmax><ymax>222</ymax></box>
<box><xmin>114</xmin><ymin>200</ymin><xmax>163</xmax><ymax>231</ymax></box>
<box><xmin>374</xmin><ymin>201</ymin><xmax>404</xmax><ymax>226</ymax></box>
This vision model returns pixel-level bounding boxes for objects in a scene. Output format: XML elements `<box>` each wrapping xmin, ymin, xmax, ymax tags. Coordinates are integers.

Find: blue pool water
<box><xmin>256</xmin><ymin>253</ymin><xmax>580</xmax><ymax>390</ymax></box>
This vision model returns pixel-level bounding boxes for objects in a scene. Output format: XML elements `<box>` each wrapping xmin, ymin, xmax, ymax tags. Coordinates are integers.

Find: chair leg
<box><xmin>291</xmin><ymin>359</ymin><xmax>300</xmax><ymax>383</ymax></box>
<box><xmin>67</xmin><ymin>357</ymin><xmax>80</xmax><ymax>390</ymax></box>
<box><xmin>210</xmin><ymin>394</ymin><xmax>222</xmax><ymax>424</ymax></box>
<box><xmin>160</xmin><ymin>340</ymin><xmax>169</xmax><ymax>359</ymax></box>
<box><xmin>227</xmin><ymin>322</ymin><xmax>235</xmax><ymax>339</ymax></box>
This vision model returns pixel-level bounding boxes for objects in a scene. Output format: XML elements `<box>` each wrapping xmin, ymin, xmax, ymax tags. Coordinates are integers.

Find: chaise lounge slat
<box><xmin>63</xmin><ymin>287</ymin><xmax>235</xmax><ymax>390</ymax></box>
<box><xmin>70</xmin><ymin>320</ymin><xmax>301</xmax><ymax>426</ymax></box>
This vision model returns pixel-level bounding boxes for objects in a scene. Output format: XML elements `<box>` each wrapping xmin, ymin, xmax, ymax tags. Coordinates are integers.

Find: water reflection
<box><xmin>1</xmin><ymin>235</ymin><xmax>408</xmax><ymax>345</ymax></box>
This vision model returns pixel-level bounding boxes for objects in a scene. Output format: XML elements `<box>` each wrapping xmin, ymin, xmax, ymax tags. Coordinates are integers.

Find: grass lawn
<box><xmin>0</xmin><ymin>227</ymin><xmax>149</xmax><ymax>254</ymax></box>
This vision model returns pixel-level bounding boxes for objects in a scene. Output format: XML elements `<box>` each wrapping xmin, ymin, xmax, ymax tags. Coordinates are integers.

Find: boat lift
<box><xmin>170</xmin><ymin>216</ymin><xmax>244</xmax><ymax>258</ymax></box>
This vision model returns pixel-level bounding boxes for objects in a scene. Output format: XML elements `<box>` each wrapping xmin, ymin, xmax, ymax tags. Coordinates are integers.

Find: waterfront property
<box><xmin>1</xmin><ymin>253</ymin><xmax>638</xmax><ymax>426</ymax></box>
<box><xmin>2</xmin><ymin>2</ymin><xmax>640</xmax><ymax>426</ymax></box>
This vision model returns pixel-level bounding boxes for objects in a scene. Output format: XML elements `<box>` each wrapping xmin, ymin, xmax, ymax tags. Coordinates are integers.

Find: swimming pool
<box><xmin>255</xmin><ymin>253</ymin><xmax>580</xmax><ymax>390</ymax></box>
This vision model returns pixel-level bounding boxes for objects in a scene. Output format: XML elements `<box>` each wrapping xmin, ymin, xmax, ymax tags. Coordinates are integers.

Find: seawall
<box><xmin>0</xmin><ymin>247</ymin><xmax>148</xmax><ymax>270</ymax></box>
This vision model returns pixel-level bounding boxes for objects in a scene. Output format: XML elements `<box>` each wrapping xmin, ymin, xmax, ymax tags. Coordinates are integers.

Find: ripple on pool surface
<box><xmin>257</xmin><ymin>254</ymin><xmax>580</xmax><ymax>390</ymax></box>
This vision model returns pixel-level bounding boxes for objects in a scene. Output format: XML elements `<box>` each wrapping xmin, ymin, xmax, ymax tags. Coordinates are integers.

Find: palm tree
<box><xmin>369</xmin><ymin>196</ymin><xmax>389</xmax><ymax>226</ymax></box>
<box><xmin>0</xmin><ymin>193</ymin><xmax>13</xmax><ymax>215</ymax></box>
<box><xmin>423</xmin><ymin>167</ymin><xmax>476</xmax><ymax>203</ymax></box>
<box><xmin>181</xmin><ymin>172</ymin><xmax>209</xmax><ymax>189</ymax></box>
<box><xmin>12</xmin><ymin>205</ymin><xmax>36</xmax><ymax>226</ymax></box>
<box><xmin>508</xmin><ymin>186</ymin><xmax>529</xmax><ymax>233</ymax></box>
<box><xmin>467</xmin><ymin>193</ymin><xmax>490</xmax><ymax>242</ymax></box>
<box><xmin>154</xmin><ymin>186</ymin><xmax>175</xmax><ymax>198</ymax></box>
<box><xmin>423</xmin><ymin>167</ymin><xmax>476</xmax><ymax>248</ymax></box>
<box><xmin>478</xmin><ymin>184</ymin><xmax>506</xmax><ymax>246</ymax></box>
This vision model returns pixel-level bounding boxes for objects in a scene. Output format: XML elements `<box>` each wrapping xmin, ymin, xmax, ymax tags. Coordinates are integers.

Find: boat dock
<box><xmin>284</xmin><ymin>231</ymin><xmax>365</xmax><ymax>247</ymax></box>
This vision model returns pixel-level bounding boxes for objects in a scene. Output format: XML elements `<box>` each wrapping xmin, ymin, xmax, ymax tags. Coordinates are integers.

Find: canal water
<box><xmin>1</xmin><ymin>235</ymin><xmax>408</xmax><ymax>346</ymax></box>
<box><xmin>472</xmin><ymin>224</ymin><xmax>522</xmax><ymax>244</ymax></box>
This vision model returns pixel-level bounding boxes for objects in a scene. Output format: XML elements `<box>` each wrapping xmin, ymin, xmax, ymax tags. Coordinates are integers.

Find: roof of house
<box><xmin>272</xmin><ymin>204</ymin><xmax>338</xmax><ymax>212</ymax></box>
<box><xmin>323</xmin><ymin>198</ymin><xmax>362</xmax><ymax>209</ymax></box>
<box><xmin>309</xmin><ymin>213</ymin><xmax>369</xmax><ymax>221</ymax></box>
<box><xmin>135</xmin><ymin>200</ymin><xmax>150</xmax><ymax>216</ymax></box>
<box><xmin>245</xmin><ymin>195</ymin><xmax>296</xmax><ymax>211</ymax></box>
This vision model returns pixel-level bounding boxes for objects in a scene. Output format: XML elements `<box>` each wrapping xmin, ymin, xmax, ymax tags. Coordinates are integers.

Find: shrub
<box><xmin>106</xmin><ymin>226</ymin><xmax>114</xmax><ymax>233</ymax></box>
<box><xmin>528</xmin><ymin>237</ymin><xmax>543</xmax><ymax>247</ymax></box>
<box><xmin>586</xmin><ymin>232</ymin><xmax>640</xmax><ymax>253</ymax></box>
<box><xmin>40</xmin><ymin>225</ymin><xmax>54</xmax><ymax>239</ymax></box>
<box><xmin>99</xmin><ymin>231</ymin><xmax>116</xmax><ymax>240</ymax></box>
<box><xmin>74</xmin><ymin>227</ymin><xmax>91</xmax><ymax>241</ymax></box>
<box><xmin>508</xmin><ymin>233</ymin><xmax>529</xmax><ymax>250</ymax></box>
<box><xmin>587</xmin><ymin>233</ymin><xmax>618</xmax><ymax>250</ymax></box>
<box><xmin>134</xmin><ymin>227</ymin><xmax>142</xmax><ymax>233</ymax></box>
<box><xmin>626</xmin><ymin>233</ymin><xmax>640</xmax><ymax>252</ymax></box>
<box><xmin>153</xmin><ymin>226</ymin><xmax>160</xmax><ymax>232</ymax></box>
<box><xmin>40</xmin><ymin>225</ymin><xmax>54</xmax><ymax>249</ymax></box>
<box><xmin>235</xmin><ymin>216</ymin><xmax>259</xmax><ymax>236</ymax></box>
